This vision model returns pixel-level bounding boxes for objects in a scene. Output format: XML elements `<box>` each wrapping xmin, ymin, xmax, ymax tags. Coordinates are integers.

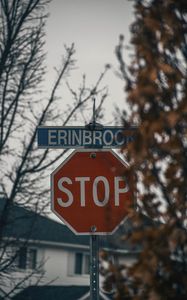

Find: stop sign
<box><xmin>51</xmin><ymin>149</ymin><xmax>133</xmax><ymax>234</ymax></box>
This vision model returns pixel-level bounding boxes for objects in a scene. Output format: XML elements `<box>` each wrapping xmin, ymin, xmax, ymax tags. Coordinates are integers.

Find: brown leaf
<box><xmin>166</xmin><ymin>111</ymin><xmax>179</xmax><ymax>127</ymax></box>
<box><xmin>158</xmin><ymin>63</ymin><xmax>175</xmax><ymax>75</ymax></box>
<box><xmin>144</xmin><ymin>17</ymin><xmax>161</xmax><ymax>31</ymax></box>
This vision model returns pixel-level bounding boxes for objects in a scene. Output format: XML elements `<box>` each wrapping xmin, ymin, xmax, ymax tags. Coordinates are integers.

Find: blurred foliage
<box><xmin>107</xmin><ymin>0</ymin><xmax>187</xmax><ymax>299</ymax></box>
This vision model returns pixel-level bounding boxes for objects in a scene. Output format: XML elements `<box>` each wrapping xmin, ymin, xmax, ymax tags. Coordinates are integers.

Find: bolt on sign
<box><xmin>51</xmin><ymin>149</ymin><xmax>133</xmax><ymax>235</ymax></box>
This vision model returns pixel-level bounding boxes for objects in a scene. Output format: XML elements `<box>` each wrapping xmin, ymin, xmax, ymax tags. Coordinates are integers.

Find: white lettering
<box><xmin>48</xmin><ymin>130</ymin><xmax>57</xmax><ymax>145</ymax></box>
<box><xmin>93</xmin><ymin>131</ymin><xmax>102</xmax><ymax>146</ymax></box>
<box><xmin>103</xmin><ymin>130</ymin><xmax>113</xmax><ymax>145</ymax></box>
<box><xmin>115</xmin><ymin>130</ymin><xmax>124</xmax><ymax>146</ymax></box>
<box><xmin>57</xmin><ymin>177</ymin><xmax>73</xmax><ymax>207</ymax></box>
<box><xmin>114</xmin><ymin>176</ymin><xmax>129</xmax><ymax>206</ymax></box>
<box><xmin>58</xmin><ymin>130</ymin><xmax>67</xmax><ymax>145</ymax></box>
<box><xmin>83</xmin><ymin>130</ymin><xmax>92</xmax><ymax>145</ymax></box>
<box><xmin>75</xmin><ymin>177</ymin><xmax>90</xmax><ymax>206</ymax></box>
<box><xmin>68</xmin><ymin>130</ymin><xmax>71</xmax><ymax>145</ymax></box>
<box><xmin>72</xmin><ymin>130</ymin><xmax>82</xmax><ymax>145</ymax></box>
<box><xmin>56</xmin><ymin>175</ymin><xmax>130</xmax><ymax>208</ymax></box>
<box><xmin>93</xmin><ymin>176</ymin><xmax>109</xmax><ymax>206</ymax></box>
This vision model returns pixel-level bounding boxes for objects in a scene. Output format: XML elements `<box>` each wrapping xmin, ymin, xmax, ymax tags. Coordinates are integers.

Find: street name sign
<box><xmin>37</xmin><ymin>126</ymin><xmax>136</xmax><ymax>149</ymax></box>
<box><xmin>51</xmin><ymin>149</ymin><xmax>133</xmax><ymax>235</ymax></box>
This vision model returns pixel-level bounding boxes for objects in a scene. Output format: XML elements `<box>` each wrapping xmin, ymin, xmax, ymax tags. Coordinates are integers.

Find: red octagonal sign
<box><xmin>51</xmin><ymin>149</ymin><xmax>133</xmax><ymax>235</ymax></box>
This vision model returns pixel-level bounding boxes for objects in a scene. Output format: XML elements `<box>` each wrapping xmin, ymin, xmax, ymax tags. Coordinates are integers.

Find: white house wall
<box><xmin>42</xmin><ymin>246</ymin><xmax>90</xmax><ymax>286</ymax></box>
<box><xmin>1</xmin><ymin>242</ymin><xmax>137</xmax><ymax>297</ymax></box>
<box><xmin>0</xmin><ymin>245</ymin><xmax>45</xmax><ymax>296</ymax></box>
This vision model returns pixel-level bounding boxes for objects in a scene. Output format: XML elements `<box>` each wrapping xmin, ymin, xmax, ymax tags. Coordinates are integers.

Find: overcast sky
<box><xmin>45</xmin><ymin>0</ymin><xmax>134</xmax><ymax>124</ymax></box>
<box><xmin>44</xmin><ymin>0</ymin><xmax>134</xmax><ymax>221</ymax></box>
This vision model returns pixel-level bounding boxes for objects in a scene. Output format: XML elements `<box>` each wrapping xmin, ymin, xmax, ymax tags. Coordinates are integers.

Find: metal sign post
<box><xmin>90</xmin><ymin>233</ymin><xmax>99</xmax><ymax>300</ymax></box>
<box><xmin>90</xmin><ymin>99</ymin><xmax>99</xmax><ymax>300</ymax></box>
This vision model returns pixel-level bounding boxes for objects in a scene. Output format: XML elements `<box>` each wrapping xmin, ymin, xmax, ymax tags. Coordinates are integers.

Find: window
<box><xmin>75</xmin><ymin>253</ymin><xmax>82</xmax><ymax>274</ymax></box>
<box><xmin>18</xmin><ymin>247</ymin><xmax>27</xmax><ymax>269</ymax></box>
<box><xmin>17</xmin><ymin>247</ymin><xmax>37</xmax><ymax>270</ymax></box>
<box><xmin>74</xmin><ymin>252</ymin><xmax>89</xmax><ymax>275</ymax></box>
<box><xmin>28</xmin><ymin>248</ymin><xmax>37</xmax><ymax>269</ymax></box>
<box><xmin>84</xmin><ymin>254</ymin><xmax>90</xmax><ymax>274</ymax></box>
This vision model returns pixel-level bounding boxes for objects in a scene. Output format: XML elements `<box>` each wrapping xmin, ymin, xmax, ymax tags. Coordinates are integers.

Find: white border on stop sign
<box><xmin>50</xmin><ymin>148</ymin><xmax>134</xmax><ymax>235</ymax></box>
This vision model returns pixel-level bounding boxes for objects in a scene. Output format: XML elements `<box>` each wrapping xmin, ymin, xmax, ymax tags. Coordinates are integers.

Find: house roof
<box><xmin>0</xmin><ymin>198</ymin><xmax>89</xmax><ymax>247</ymax></box>
<box><xmin>13</xmin><ymin>285</ymin><xmax>89</xmax><ymax>300</ymax></box>
<box><xmin>13</xmin><ymin>286</ymin><xmax>115</xmax><ymax>300</ymax></box>
<box><xmin>0</xmin><ymin>198</ymin><xmax>144</xmax><ymax>252</ymax></box>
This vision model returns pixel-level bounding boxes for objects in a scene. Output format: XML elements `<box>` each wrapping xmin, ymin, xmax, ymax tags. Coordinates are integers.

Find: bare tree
<box><xmin>103</xmin><ymin>1</ymin><xmax>187</xmax><ymax>299</ymax></box>
<box><xmin>0</xmin><ymin>0</ymin><xmax>108</xmax><ymax>297</ymax></box>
